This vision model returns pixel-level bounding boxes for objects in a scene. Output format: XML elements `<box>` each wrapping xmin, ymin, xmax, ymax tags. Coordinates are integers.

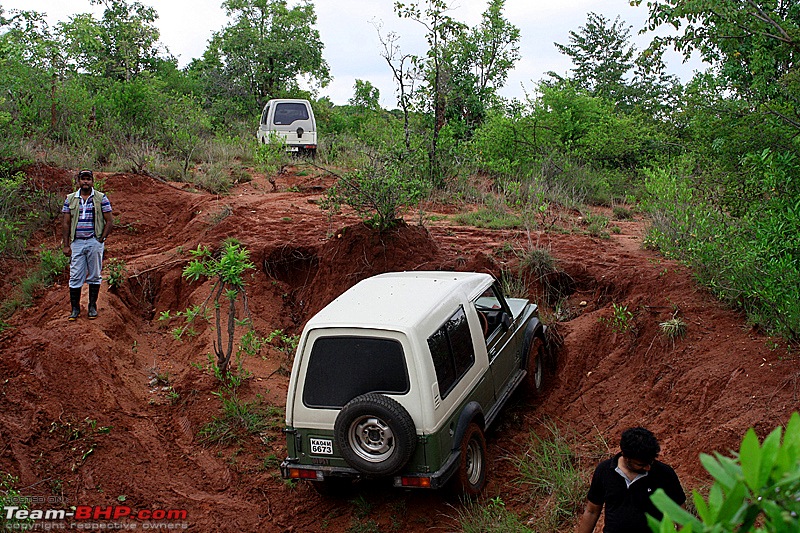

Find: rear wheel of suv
<box><xmin>334</xmin><ymin>393</ymin><xmax>416</xmax><ymax>476</ymax></box>
<box><xmin>457</xmin><ymin>423</ymin><xmax>487</xmax><ymax>496</ymax></box>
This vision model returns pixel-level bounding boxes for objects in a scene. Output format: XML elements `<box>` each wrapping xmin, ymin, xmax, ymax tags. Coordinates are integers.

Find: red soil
<box><xmin>0</xmin><ymin>163</ymin><xmax>795</xmax><ymax>531</ymax></box>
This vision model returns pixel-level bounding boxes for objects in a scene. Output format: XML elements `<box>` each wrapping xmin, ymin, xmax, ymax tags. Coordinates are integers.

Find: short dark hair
<box><xmin>78</xmin><ymin>169</ymin><xmax>93</xmax><ymax>179</ymax></box>
<box><xmin>620</xmin><ymin>427</ymin><xmax>661</xmax><ymax>463</ymax></box>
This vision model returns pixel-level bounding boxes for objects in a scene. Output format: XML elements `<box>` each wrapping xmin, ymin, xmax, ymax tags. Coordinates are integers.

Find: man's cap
<box><xmin>78</xmin><ymin>169</ymin><xmax>94</xmax><ymax>179</ymax></box>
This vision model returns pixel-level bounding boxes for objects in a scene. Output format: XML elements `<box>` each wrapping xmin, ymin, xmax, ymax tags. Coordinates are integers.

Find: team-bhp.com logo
<box><xmin>3</xmin><ymin>505</ymin><xmax>189</xmax><ymax>530</ymax></box>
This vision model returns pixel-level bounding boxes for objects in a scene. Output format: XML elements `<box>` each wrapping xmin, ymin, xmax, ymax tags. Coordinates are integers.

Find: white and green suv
<box><xmin>281</xmin><ymin>271</ymin><xmax>548</xmax><ymax>494</ymax></box>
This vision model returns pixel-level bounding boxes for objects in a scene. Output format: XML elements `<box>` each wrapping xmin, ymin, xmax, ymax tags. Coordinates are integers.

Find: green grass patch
<box><xmin>452</xmin><ymin>207</ymin><xmax>523</xmax><ymax>229</ymax></box>
<box><xmin>198</xmin><ymin>388</ymin><xmax>282</xmax><ymax>445</ymax></box>
<box><xmin>1</xmin><ymin>246</ymin><xmax>69</xmax><ymax>318</ymax></box>
<box><xmin>456</xmin><ymin>497</ymin><xmax>532</xmax><ymax>533</ymax></box>
<box><xmin>513</xmin><ymin>421</ymin><xmax>587</xmax><ymax>532</ymax></box>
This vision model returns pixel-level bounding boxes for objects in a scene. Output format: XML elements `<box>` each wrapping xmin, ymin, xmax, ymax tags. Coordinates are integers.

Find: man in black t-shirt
<box><xmin>576</xmin><ymin>427</ymin><xmax>686</xmax><ymax>533</ymax></box>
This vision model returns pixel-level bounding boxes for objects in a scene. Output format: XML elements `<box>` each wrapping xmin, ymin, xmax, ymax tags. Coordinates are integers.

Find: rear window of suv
<box><xmin>273</xmin><ymin>102</ymin><xmax>310</xmax><ymax>125</ymax></box>
<box><xmin>302</xmin><ymin>336</ymin><xmax>409</xmax><ymax>408</ymax></box>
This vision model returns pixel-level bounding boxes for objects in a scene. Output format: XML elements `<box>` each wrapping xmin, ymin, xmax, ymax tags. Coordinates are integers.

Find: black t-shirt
<box><xmin>586</xmin><ymin>453</ymin><xmax>686</xmax><ymax>533</ymax></box>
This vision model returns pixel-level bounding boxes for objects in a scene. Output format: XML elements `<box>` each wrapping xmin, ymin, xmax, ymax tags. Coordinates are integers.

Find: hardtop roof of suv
<box><xmin>305</xmin><ymin>271</ymin><xmax>493</xmax><ymax>332</ymax></box>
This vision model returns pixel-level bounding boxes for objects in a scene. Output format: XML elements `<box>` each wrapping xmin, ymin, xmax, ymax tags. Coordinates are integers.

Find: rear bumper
<box><xmin>280</xmin><ymin>448</ymin><xmax>460</xmax><ymax>490</ymax></box>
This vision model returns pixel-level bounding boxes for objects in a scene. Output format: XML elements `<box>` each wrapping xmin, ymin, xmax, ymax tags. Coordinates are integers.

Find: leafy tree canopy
<box><xmin>200</xmin><ymin>0</ymin><xmax>331</xmax><ymax>108</ymax></box>
<box><xmin>635</xmin><ymin>0</ymin><xmax>800</xmax><ymax>132</ymax></box>
<box><xmin>553</xmin><ymin>12</ymin><xmax>635</xmax><ymax>103</ymax></box>
<box><xmin>349</xmin><ymin>79</ymin><xmax>380</xmax><ymax>110</ymax></box>
<box><xmin>57</xmin><ymin>0</ymin><xmax>168</xmax><ymax>81</ymax></box>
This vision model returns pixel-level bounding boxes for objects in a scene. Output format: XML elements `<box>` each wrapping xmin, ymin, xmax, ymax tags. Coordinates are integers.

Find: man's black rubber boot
<box><xmin>69</xmin><ymin>287</ymin><xmax>81</xmax><ymax>321</ymax></box>
<box><xmin>88</xmin><ymin>284</ymin><xmax>100</xmax><ymax>319</ymax></box>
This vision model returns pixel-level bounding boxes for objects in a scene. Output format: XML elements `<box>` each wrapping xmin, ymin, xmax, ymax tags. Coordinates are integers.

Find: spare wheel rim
<box><xmin>349</xmin><ymin>415</ymin><xmax>395</xmax><ymax>462</ymax></box>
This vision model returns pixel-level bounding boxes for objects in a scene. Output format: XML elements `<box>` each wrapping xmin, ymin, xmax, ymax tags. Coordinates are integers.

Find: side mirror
<box><xmin>500</xmin><ymin>312</ymin><xmax>512</xmax><ymax>331</ymax></box>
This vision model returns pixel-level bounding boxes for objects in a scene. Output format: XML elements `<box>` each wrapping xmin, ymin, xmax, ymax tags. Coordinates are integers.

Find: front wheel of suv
<box><xmin>334</xmin><ymin>393</ymin><xmax>416</xmax><ymax>476</ymax></box>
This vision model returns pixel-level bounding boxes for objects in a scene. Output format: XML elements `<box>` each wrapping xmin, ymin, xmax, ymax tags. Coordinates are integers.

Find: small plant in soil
<box><xmin>180</xmin><ymin>240</ymin><xmax>255</xmax><ymax>375</ymax></box>
<box><xmin>660</xmin><ymin>316</ymin><xmax>687</xmax><ymax>339</ymax></box>
<box><xmin>105</xmin><ymin>258</ymin><xmax>127</xmax><ymax>289</ymax></box>
<box><xmin>584</xmin><ymin>213</ymin><xmax>609</xmax><ymax>238</ymax></box>
<box><xmin>207</xmin><ymin>204</ymin><xmax>233</xmax><ymax>227</ymax></box>
<box><xmin>599</xmin><ymin>303</ymin><xmax>634</xmax><ymax>334</ymax></box>
<box><xmin>267</xmin><ymin>329</ymin><xmax>299</xmax><ymax>355</ymax></box>
<box><xmin>519</xmin><ymin>245</ymin><xmax>558</xmax><ymax>279</ymax></box>
<box><xmin>106</xmin><ymin>257</ymin><xmax>128</xmax><ymax>289</ymax></box>
<box><xmin>350</xmin><ymin>494</ymin><xmax>373</xmax><ymax>519</ymax></box>
<box><xmin>0</xmin><ymin>472</ymin><xmax>33</xmax><ymax>528</ymax></box>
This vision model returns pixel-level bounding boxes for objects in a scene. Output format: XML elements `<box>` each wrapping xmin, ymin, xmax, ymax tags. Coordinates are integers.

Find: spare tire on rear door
<box><xmin>334</xmin><ymin>393</ymin><xmax>416</xmax><ymax>476</ymax></box>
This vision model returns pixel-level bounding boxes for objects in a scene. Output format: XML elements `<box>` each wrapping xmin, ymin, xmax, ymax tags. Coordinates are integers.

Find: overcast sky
<box><xmin>1</xmin><ymin>0</ymin><xmax>705</xmax><ymax>107</ymax></box>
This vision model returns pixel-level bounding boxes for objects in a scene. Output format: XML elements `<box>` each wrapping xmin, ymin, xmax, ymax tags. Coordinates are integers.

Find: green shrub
<box><xmin>584</xmin><ymin>213</ymin><xmax>610</xmax><ymax>237</ymax></box>
<box><xmin>254</xmin><ymin>136</ymin><xmax>292</xmax><ymax>176</ymax></box>
<box><xmin>0</xmin><ymin>472</ymin><xmax>32</xmax><ymax>528</ymax></box>
<box><xmin>181</xmin><ymin>241</ymin><xmax>255</xmax><ymax>375</ymax></box>
<box><xmin>0</xmin><ymin>166</ymin><xmax>58</xmax><ymax>256</ymax></box>
<box><xmin>1</xmin><ymin>246</ymin><xmax>69</xmax><ymax>317</ymax></box>
<box><xmin>643</xmin><ymin>156</ymin><xmax>800</xmax><ymax>341</ymax></box>
<box><xmin>613</xmin><ymin>206</ymin><xmax>634</xmax><ymax>219</ymax></box>
<box><xmin>321</xmin><ymin>153</ymin><xmax>430</xmax><ymax>232</ymax></box>
<box><xmin>105</xmin><ymin>258</ymin><xmax>127</xmax><ymax>289</ymax></box>
<box><xmin>650</xmin><ymin>412</ymin><xmax>800</xmax><ymax>533</ymax></box>
<box><xmin>519</xmin><ymin>246</ymin><xmax>558</xmax><ymax>279</ymax></box>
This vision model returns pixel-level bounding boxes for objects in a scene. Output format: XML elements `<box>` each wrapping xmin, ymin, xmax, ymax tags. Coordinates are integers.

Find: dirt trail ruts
<box><xmin>0</xmin><ymin>164</ymin><xmax>795</xmax><ymax>532</ymax></box>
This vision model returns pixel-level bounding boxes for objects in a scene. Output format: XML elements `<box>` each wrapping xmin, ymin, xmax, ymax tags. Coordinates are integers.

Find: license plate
<box><xmin>287</xmin><ymin>146</ymin><xmax>299</xmax><ymax>152</ymax></box>
<box><xmin>310</xmin><ymin>438</ymin><xmax>333</xmax><ymax>455</ymax></box>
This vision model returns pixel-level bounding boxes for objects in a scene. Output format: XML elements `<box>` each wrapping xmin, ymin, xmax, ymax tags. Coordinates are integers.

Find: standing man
<box><xmin>61</xmin><ymin>169</ymin><xmax>113</xmax><ymax>321</ymax></box>
<box><xmin>576</xmin><ymin>427</ymin><xmax>686</xmax><ymax>533</ymax></box>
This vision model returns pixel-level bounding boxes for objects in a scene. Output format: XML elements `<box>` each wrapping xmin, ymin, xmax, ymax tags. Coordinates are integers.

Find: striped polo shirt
<box><xmin>62</xmin><ymin>189</ymin><xmax>113</xmax><ymax>239</ymax></box>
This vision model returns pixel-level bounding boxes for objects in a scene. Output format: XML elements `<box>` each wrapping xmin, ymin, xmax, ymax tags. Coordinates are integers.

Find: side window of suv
<box><xmin>427</xmin><ymin>306</ymin><xmax>475</xmax><ymax>399</ymax></box>
<box><xmin>260</xmin><ymin>104</ymin><xmax>270</xmax><ymax>125</ymax></box>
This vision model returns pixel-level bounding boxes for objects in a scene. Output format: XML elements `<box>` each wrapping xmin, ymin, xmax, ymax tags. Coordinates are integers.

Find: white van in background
<box><xmin>257</xmin><ymin>98</ymin><xmax>317</xmax><ymax>156</ymax></box>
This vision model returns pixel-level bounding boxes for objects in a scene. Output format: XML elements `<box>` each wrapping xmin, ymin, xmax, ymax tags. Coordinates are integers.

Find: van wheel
<box><xmin>457</xmin><ymin>423</ymin><xmax>487</xmax><ymax>496</ymax></box>
<box><xmin>334</xmin><ymin>393</ymin><xmax>416</xmax><ymax>476</ymax></box>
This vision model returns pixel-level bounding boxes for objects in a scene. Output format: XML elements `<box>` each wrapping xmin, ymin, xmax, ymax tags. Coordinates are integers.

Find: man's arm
<box><xmin>61</xmin><ymin>212</ymin><xmax>71</xmax><ymax>256</ymax></box>
<box><xmin>576</xmin><ymin>501</ymin><xmax>602</xmax><ymax>533</ymax></box>
<box><xmin>100</xmin><ymin>211</ymin><xmax>113</xmax><ymax>242</ymax></box>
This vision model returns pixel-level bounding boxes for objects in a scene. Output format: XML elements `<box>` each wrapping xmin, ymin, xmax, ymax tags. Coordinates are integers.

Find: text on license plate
<box><xmin>310</xmin><ymin>438</ymin><xmax>333</xmax><ymax>455</ymax></box>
